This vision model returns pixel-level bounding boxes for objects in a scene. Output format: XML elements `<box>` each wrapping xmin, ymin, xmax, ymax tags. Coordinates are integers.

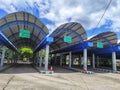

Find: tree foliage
<box><xmin>20</xmin><ymin>47</ymin><xmax>33</xmax><ymax>58</ymax></box>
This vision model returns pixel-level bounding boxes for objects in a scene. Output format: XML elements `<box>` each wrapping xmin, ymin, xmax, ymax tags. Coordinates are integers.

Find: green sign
<box><xmin>19</xmin><ymin>29</ymin><xmax>30</xmax><ymax>38</ymax></box>
<box><xmin>64</xmin><ymin>36</ymin><xmax>72</xmax><ymax>43</ymax></box>
<box><xmin>97</xmin><ymin>42</ymin><xmax>103</xmax><ymax>48</ymax></box>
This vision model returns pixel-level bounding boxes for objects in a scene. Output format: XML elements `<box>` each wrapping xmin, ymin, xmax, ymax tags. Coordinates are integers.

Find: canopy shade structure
<box><xmin>88</xmin><ymin>31</ymin><xmax>118</xmax><ymax>54</ymax></box>
<box><xmin>89</xmin><ymin>32</ymin><xmax>117</xmax><ymax>48</ymax></box>
<box><xmin>0</xmin><ymin>12</ymin><xmax>49</xmax><ymax>50</ymax></box>
<box><xmin>49</xmin><ymin>22</ymin><xmax>88</xmax><ymax>53</ymax></box>
<box><xmin>0</xmin><ymin>32</ymin><xmax>18</xmax><ymax>51</ymax></box>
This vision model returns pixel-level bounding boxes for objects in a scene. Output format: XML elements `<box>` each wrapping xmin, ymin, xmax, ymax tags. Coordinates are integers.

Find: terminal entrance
<box><xmin>0</xmin><ymin>11</ymin><xmax>120</xmax><ymax>73</ymax></box>
<box><xmin>0</xmin><ymin>11</ymin><xmax>120</xmax><ymax>90</ymax></box>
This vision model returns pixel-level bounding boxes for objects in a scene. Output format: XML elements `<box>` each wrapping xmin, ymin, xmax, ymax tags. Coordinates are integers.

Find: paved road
<box><xmin>0</xmin><ymin>64</ymin><xmax>120</xmax><ymax>90</ymax></box>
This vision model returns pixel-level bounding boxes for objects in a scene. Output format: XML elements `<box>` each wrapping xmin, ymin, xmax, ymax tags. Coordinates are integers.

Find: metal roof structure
<box><xmin>88</xmin><ymin>31</ymin><xmax>119</xmax><ymax>55</ymax></box>
<box><xmin>89</xmin><ymin>31</ymin><xmax>117</xmax><ymax>48</ymax></box>
<box><xmin>49</xmin><ymin>22</ymin><xmax>88</xmax><ymax>53</ymax></box>
<box><xmin>0</xmin><ymin>12</ymin><xmax>48</xmax><ymax>51</ymax></box>
<box><xmin>0</xmin><ymin>12</ymin><xmax>119</xmax><ymax>55</ymax></box>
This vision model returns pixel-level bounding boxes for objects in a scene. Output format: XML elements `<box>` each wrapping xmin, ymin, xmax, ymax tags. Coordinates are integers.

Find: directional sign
<box><xmin>97</xmin><ymin>42</ymin><xmax>103</xmax><ymax>48</ymax></box>
<box><xmin>64</xmin><ymin>36</ymin><xmax>72</xmax><ymax>43</ymax></box>
<box><xmin>19</xmin><ymin>29</ymin><xmax>30</xmax><ymax>38</ymax></box>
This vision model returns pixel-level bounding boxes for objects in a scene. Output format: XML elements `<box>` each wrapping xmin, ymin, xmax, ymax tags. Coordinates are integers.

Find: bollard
<box><xmin>50</xmin><ymin>66</ymin><xmax>53</xmax><ymax>71</ymax></box>
<box><xmin>83</xmin><ymin>67</ymin><xmax>87</xmax><ymax>73</ymax></box>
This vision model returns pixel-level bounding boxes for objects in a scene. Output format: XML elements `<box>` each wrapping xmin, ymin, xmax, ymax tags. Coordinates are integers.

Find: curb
<box><xmin>0</xmin><ymin>65</ymin><xmax>14</xmax><ymax>72</ymax></box>
<box><xmin>31</xmin><ymin>64</ymin><xmax>41</xmax><ymax>73</ymax></box>
<box><xmin>62</xmin><ymin>66</ymin><xmax>94</xmax><ymax>74</ymax></box>
<box><xmin>93</xmin><ymin>68</ymin><xmax>120</xmax><ymax>74</ymax></box>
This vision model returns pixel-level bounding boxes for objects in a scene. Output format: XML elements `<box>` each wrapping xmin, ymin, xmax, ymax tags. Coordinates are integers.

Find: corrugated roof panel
<box><xmin>0</xmin><ymin>18</ymin><xmax>6</xmax><ymax>26</ymax></box>
<box><xmin>50</xmin><ymin>22</ymin><xmax>87</xmax><ymax>52</ymax></box>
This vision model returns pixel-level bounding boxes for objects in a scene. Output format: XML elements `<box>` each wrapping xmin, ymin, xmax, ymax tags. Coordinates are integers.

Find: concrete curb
<box><xmin>93</xmin><ymin>68</ymin><xmax>120</xmax><ymax>74</ymax></box>
<box><xmin>32</xmin><ymin>64</ymin><xmax>54</xmax><ymax>75</ymax></box>
<box><xmin>0</xmin><ymin>65</ymin><xmax>14</xmax><ymax>72</ymax></box>
<box><xmin>31</xmin><ymin>64</ymin><xmax>41</xmax><ymax>73</ymax></box>
<box><xmin>62</xmin><ymin>66</ymin><xmax>94</xmax><ymax>74</ymax></box>
<box><xmin>62</xmin><ymin>66</ymin><xmax>78</xmax><ymax>72</ymax></box>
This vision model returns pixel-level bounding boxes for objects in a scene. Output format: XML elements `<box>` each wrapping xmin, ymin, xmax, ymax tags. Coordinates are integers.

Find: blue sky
<box><xmin>0</xmin><ymin>0</ymin><xmax>120</xmax><ymax>40</ymax></box>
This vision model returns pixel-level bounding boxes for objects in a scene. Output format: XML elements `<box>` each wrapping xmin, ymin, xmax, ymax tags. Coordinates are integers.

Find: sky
<box><xmin>0</xmin><ymin>0</ymin><xmax>120</xmax><ymax>40</ymax></box>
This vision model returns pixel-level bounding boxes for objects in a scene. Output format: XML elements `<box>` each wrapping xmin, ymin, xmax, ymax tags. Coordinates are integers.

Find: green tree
<box><xmin>20</xmin><ymin>47</ymin><xmax>33</xmax><ymax>58</ymax></box>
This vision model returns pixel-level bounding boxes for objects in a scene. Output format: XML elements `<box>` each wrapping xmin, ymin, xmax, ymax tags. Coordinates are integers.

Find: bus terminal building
<box><xmin>0</xmin><ymin>12</ymin><xmax>120</xmax><ymax>72</ymax></box>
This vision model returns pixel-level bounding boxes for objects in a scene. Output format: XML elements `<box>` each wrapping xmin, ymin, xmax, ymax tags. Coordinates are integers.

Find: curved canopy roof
<box><xmin>0</xmin><ymin>12</ymin><xmax>48</xmax><ymax>49</ymax></box>
<box><xmin>0</xmin><ymin>12</ymin><xmax>118</xmax><ymax>54</ymax></box>
<box><xmin>49</xmin><ymin>22</ymin><xmax>87</xmax><ymax>52</ymax></box>
<box><xmin>89</xmin><ymin>31</ymin><xmax>118</xmax><ymax>48</ymax></box>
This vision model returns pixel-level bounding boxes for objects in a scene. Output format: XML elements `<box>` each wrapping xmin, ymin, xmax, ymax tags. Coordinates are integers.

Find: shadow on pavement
<box><xmin>0</xmin><ymin>64</ymin><xmax>38</xmax><ymax>74</ymax></box>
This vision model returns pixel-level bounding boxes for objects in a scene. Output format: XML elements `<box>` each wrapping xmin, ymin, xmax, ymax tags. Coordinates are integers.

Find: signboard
<box><xmin>97</xmin><ymin>42</ymin><xmax>103</xmax><ymax>48</ymax></box>
<box><xmin>88</xmin><ymin>42</ymin><xmax>93</xmax><ymax>47</ymax></box>
<box><xmin>64</xmin><ymin>36</ymin><xmax>72</xmax><ymax>43</ymax></box>
<box><xmin>19</xmin><ymin>29</ymin><xmax>30</xmax><ymax>38</ymax></box>
<box><xmin>46</xmin><ymin>37</ymin><xmax>54</xmax><ymax>42</ymax></box>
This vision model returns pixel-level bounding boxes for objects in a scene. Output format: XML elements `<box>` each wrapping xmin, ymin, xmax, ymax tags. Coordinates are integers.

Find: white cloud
<box><xmin>106</xmin><ymin>0</ymin><xmax>120</xmax><ymax>32</ymax></box>
<box><xmin>0</xmin><ymin>0</ymin><xmax>120</xmax><ymax>33</ymax></box>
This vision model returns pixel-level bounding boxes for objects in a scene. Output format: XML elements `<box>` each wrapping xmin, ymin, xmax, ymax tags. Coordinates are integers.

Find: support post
<box><xmin>69</xmin><ymin>52</ymin><xmax>72</xmax><ymax>68</ymax></box>
<box><xmin>45</xmin><ymin>45</ymin><xmax>49</xmax><ymax>71</ymax></box>
<box><xmin>13</xmin><ymin>52</ymin><xmax>15</xmax><ymax>64</ymax></box>
<box><xmin>54</xmin><ymin>54</ymin><xmax>57</xmax><ymax>65</ymax></box>
<box><xmin>7</xmin><ymin>57</ymin><xmax>10</xmax><ymax>64</ymax></box>
<box><xmin>60</xmin><ymin>54</ymin><xmax>62</xmax><ymax>66</ymax></box>
<box><xmin>79</xmin><ymin>55</ymin><xmax>82</xmax><ymax>66</ymax></box>
<box><xmin>34</xmin><ymin>53</ymin><xmax>37</xmax><ymax>65</ymax></box>
<box><xmin>7</xmin><ymin>50</ymin><xmax>10</xmax><ymax>64</ymax></box>
<box><xmin>97</xmin><ymin>56</ymin><xmax>99</xmax><ymax>67</ymax></box>
<box><xmin>92</xmin><ymin>53</ymin><xmax>95</xmax><ymax>69</ymax></box>
<box><xmin>13</xmin><ymin>59</ymin><xmax>15</xmax><ymax>64</ymax></box>
<box><xmin>112</xmin><ymin>52</ymin><xmax>117</xmax><ymax>71</ymax></box>
<box><xmin>71</xmin><ymin>56</ymin><xmax>74</xmax><ymax>66</ymax></box>
<box><xmin>39</xmin><ymin>50</ymin><xmax>43</xmax><ymax>67</ymax></box>
<box><xmin>1</xmin><ymin>46</ymin><xmax>6</xmax><ymax>67</ymax></box>
<box><xmin>83</xmin><ymin>49</ymin><xmax>87</xmax><ymax>70</ymax></box>
<box><xmin>11</xmin><ymin>51</ymin><xmax>14</xmax><ymax>64</ymax></box>
<box><xmin>10</xmin><ymin>51</ymin><xmax>13</xmax><ymax>64</ymax></box>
